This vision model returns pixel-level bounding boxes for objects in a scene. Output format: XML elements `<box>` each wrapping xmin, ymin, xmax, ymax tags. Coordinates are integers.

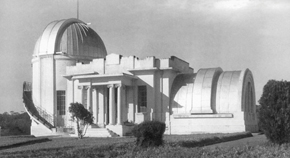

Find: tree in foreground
<box><xmin>69</xmin><ymin>102</ymin><xmax>94</xmax><ymax>139</ymax></box>
<box><xmin>258</xmin><ymin>80</ymin><xmax>290</xmax><ymax>144</ymax></box>
<box><xmin>132</xmin><ymin>120</ymin><xmax>166</xmax><ymax>147</ymax></box>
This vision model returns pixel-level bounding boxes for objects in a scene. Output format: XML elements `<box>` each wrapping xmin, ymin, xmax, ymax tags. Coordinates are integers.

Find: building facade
<box><xmin>23</xmin><ymin>18</ymin><xmax>258</xmax><ymax>137</ymax></box>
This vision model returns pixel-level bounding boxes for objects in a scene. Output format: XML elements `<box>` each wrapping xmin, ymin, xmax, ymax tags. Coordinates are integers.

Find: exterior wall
<box><xmin>135</xmin><ymin>72</ymin><xmax>155</xmax><ymax>121</ymax></box>
<box><xmin>126</xmin><ymin>86</ymin><xmax>135</xmax><ymax>122</ymax></box>
<box><xmin>32</xmin><ymin>57</ymin><xmax>40</xmax><ymax>106</ymax></box>
<box><xmin>65</xmin><ymin>79</ymin><xmax>74</xmax><ymax>127</ymax></box>
<box><xmin>39</xmin><ymin>56</ymin><xmax>54</xmax><ymax>116</ymax></box>
<box><xmin>154</xmin><ymin>71</ymin><xmax>162</xmax><ymax>121</ymax></box>
<box><xmin>170</xmin><ymin>112</ymin><xmax>247</xmax><ymax>134</ymax></box>
<box><xmin>171</xmin><ymin>81</ymin><xmax>194</xmax><ymax>114</ymax></box>
<box><xmin>161</xmin><ymin>71</ymin><xmax>177</xmax><ymax>133</ymax></box>
<box><xmin>32</xmin><ymin>54</ymin><xmax>92</xmax><ymax>128</ymax></box>
<box><xmin>30</xmin><ymin>120</ymin><xmax>57</xmax><ymax>137</ymax></box>
<box><xmin>55</xmin><ymin>56</ymin><xmax>77</xmax><ymax>127</ymax></box>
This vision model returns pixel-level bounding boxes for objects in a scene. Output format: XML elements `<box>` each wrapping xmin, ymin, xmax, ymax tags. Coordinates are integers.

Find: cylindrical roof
<box><xmin>170</xmin><ymin>68</ymin><xmax>222</xmax><ymax>114</ymax></box>
<box><xmin>215</xmin><ymin>69</ymin><xmax>255</xmax><ymax>113</ymax></box>
<box><xmin>33</xmin><ymin>18</ymin><xmax>107</xmax><ymax>58</ymax></box>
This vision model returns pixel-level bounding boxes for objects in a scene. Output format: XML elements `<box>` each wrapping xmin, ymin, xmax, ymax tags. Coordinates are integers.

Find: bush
<box><xmin>132</xmin><ymin>120</ymin><xmax>166</xmax><ymax>147</ymax></box>
<box><xmin>258</xmin><ymin>80</ymin><xmax>290</xmax><ymax>144</ymax></box>
<box><xmin>69</xmin><ymin>102</ymin><xmax>94</xmax><ymax>139</ymax></box>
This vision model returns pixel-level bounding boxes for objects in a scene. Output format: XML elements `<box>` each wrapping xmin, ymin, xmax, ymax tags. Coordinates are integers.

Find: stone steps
<box><xmin>85</xmin><ymin>128</ymin><xmax>118</xmax><ymax>137</ymax></box>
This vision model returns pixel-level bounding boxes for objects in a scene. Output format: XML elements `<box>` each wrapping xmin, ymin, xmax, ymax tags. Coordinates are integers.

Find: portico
<box><xmin>66</xmin><ymin>72</ymin><xmax>138</xmax><ymax>131</ymax></box>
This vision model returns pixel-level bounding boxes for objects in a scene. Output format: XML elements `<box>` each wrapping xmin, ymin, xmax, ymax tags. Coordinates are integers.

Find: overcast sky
<box><xmin>1</xmin><ymin>0</ymin><xmax>290</xmax><ymax>113</ymax></box>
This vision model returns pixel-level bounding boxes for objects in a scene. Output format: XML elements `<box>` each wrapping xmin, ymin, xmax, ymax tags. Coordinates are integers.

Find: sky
<box><xmin>1</xmin><ymin>0</ymin><xmax>290</xmax><ymax>113</ymax></box>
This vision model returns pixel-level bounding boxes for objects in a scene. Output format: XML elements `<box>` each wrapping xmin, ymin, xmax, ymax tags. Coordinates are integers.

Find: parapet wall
<box><xmin>66</xmin><ymin>53</ymin><xmax>193</xmax><ymax>76</ymax></box>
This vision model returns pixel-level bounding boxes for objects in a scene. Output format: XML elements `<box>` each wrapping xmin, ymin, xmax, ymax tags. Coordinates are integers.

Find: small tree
<box><xmin>69</xmin><ymin>102</ymin><xmax>94</xmax><ymax>139</ymax></box>
<box><xmin>258</xmin><ymin>80</ymin><xmax>290</xmax><ymax>144</ymax></box>
<box><xmin>132</xmin><ymin>120</ymin><xmax>166</xmax><ymax>147</ymax></box>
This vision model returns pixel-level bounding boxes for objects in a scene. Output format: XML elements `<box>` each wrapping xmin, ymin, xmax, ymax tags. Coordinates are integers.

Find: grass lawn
<box><xmin>1</xmin><ymin>132</ymin><xmax>289</xmax><ymax>158</ymax></box>
<box><xmin>0</xmin><ymin>135</ymin><xmax>50</xmax><ymax>150</ymax></box>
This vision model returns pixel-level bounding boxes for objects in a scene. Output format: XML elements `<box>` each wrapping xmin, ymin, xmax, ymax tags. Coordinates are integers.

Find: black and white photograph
<box><xmin>0</xmin><ymin>0</ymin><xmax>290</xmax><ymax>157</ymax></box>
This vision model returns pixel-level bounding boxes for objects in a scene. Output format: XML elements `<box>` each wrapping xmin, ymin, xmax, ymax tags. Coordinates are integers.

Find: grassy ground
<box><xmin>0</xmin><ymin>132</ymin><xmax>250</xmax><ymax>153</ymax></box>
<box><xmin>0</xmin><ymin>135</ymin><xmax>49</xmax><ymax>150</ymax></box>
<box><xmin>1</xmin><ymin>132</ymin><xmax>287</xmax><ymax>158</ymax></box>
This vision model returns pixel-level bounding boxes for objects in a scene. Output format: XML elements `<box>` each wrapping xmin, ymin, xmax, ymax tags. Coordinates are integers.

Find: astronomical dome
<box><xmin>33</xmin><ymin>18</ymin><xmax>107</xmax><ymax>58</ymax></box>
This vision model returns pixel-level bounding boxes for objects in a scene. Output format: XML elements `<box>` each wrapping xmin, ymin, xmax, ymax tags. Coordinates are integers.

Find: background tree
<box><xmin>69</xmin><ymin>102</ymin><xmax>94</xmax><ymax>139</ymax></box>
<box><xmin>258</xmin><ymin>80</ymin><xmax>290</xmax><ymax>144</ymax></box>
<box><xmin>0</xmin><ymin>111</ymin><xmax>31</xmax><ymax>136</ymax></box>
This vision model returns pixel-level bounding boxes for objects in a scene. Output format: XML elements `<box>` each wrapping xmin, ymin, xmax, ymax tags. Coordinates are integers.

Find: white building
<box><xmin>23</xmin><ymin>18</ymin><xmax>258</xmax><ymax>137</ymax></box>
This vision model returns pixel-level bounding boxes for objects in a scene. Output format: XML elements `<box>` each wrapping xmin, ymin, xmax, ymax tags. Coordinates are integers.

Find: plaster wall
<box><xmin>154</xmin><ymin>71</ymin><xmax>162</xmax><ymax>121</ymax></box>
<box><xmin>97</xmin><ymin>86</ymin><xmax>106</xmax><ymax>126</ymax></box>
<box><xmin>32</xmin><ymin>58</ymin><xmax>40</xmax><ymax>106</ymax></box>
<box><xmin>55</xmin><ymin>57</ymin><xmax>77</xmax><ymax>126</ymax></box>
<box><xmin>135</xmin><ymin>56</ymin><xmax>155</xmax><ymax>69</ymax></box>
<box><xmin>120</xmin><ymin>56</ymin><xmax>135</xmax><ymax>70</ymax></box>
<box><xmin>40</xmin><ymin>56</ymin><xmax>54</xmax><ymax>115</ymax></box>
<box><xmin>126</xmin><ymin>86</ymin><xmax>135</xmax><ymax>122</ymax></box>
<box><xmin>55</xmin><ymin>58</ymin><xmax>76</xmax><ymax>91</ymax></box>
<box><xmin>172</xmin><ymin>83</ymin><xmax>194</xmax><ymax>114</ymax></box>
<box><xmin>161</xmin><ymin>71</ymin><xmax>177</xmax><ymax>124</ymax></box>
<box><xmin>121</xmin><ymin>86</ymin><xmax>127</xmax><ymax>124</ymax></box>
<box><xmin>169</xmin><ymin>57</ymin><xmax>190</xmax><ymax>72</ymax></box>
<box><xmin>169</xmin><ymin>113</ymin><xmax>248</xmax><ymax>134</ymax></box>
<box><xmin>31</xmin><ymin>120</ymin><xmax>56</xmax><ymax>137</ymax></box>
<box><xmin>136</xmin><ymin>73</ymin><xmax>155</xmax><ymax>120</ymax></box>
<box><xmin>65</xmin><ymin>79</ymin><xmax>74</xmax><ymax>127</ymax></box>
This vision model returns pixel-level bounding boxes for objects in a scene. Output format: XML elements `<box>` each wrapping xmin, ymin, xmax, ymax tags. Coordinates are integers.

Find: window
<box><xmin>138</xmin><ymin>86</ymin><xmax>147</xmax><ymax>112</ymax></box>
<box><xmin>57</xmin><ymin>91</ymin><xmax>66</xmax><ymax>115</ymax></box>
<box><xmin>83</xmin><ymin>88</ymin><xmax>88</xmax><ymax>108</ymax></box>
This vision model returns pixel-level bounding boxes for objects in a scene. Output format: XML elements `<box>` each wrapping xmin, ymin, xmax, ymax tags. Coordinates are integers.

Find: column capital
<box><xmin>107</xmin><ymin>84</ymin><xmax>115</xmax><ymax>88</ymax></box>
<box><xmin>115</xmin><ymin>84</ymin><xmax>123</xmax><ymax>88</ymax></box>
<box><xmin>92</xmin><ymin>86</ymin><xmax>97</xmax><ymax>91</ymax></box>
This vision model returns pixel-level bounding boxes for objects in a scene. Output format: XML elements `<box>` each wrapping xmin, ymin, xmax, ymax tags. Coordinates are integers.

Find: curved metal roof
<box><xmin>33</xmin><ymin>18</ymin><xmax>107</xmax><ymax>58</ymax></box>
<box><xmin>171</xmin><ymin>68</ymin><xmax>222</xmax><ymax>114</ymax></box>
<box><xmin>215</xmin><ymin>69</ymin><xmax>255</xmax><ymax>113</ymax></box>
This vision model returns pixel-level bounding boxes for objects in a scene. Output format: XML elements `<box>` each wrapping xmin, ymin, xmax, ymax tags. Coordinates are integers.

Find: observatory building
<box><xmin>23</xmin><ymin>18</ymin><xmax>258</xmax><ymax>137</ymax></box>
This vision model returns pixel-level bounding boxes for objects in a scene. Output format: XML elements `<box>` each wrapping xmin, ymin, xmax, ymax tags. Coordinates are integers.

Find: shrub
<box><xmin>69</xmin><ymin>102</ymin><xmax>94</xmax><ymax>139</ymax></box>
<box><xmin>258</xmin><ymin>80</ymin><xmax>290</xmax><ymax>144</ymax></box>
<box><xmin>132</xmin><ymin>120</ymin><xmax>166</xmax><ymax>147</ymax></box>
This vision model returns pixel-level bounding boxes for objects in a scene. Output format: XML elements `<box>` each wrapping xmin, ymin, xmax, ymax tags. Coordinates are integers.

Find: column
<box><xmin>77</xmin><ymin>86</ymin><xmax>83</xmax><ymax>103</ymax></box>
<box><xmin>108</xmin><ymin>84</ymin><xmax>115</xmax><ymax>125</ymax></box>
<box><xmin>92</xmin><ymin>87</ymin><xmax>98</xmax><ymax>124</ymax></box>
<box><xmin>98</xmin><ymin>86</ymin><xmax>105</xmax><ymax>127</ymax></box>
<box><xmin>133</xmin><ymin>80</ymin><xmax>138</xmax><ymax>123</ymax></box>
<box><xmin>116</xmin><ymin>84</ymin><xmax>123</xmax><ymax>125</ymax></box>
<box><xmin>104</xmin><ymin>87</ymin><xmax>108</xmax><ymax>125</ymax></box>
<box><xmin>72</xmin><ymin>79</ymin><xmax>74</xmax><ymax>103</ymax></box>
<box><xmin>87</xmin><ymin>86</ymin><xmax>92</xmax><ymax>112</ymax></box>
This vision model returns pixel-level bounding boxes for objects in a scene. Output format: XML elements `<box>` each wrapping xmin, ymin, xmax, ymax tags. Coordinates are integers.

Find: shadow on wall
<box><xmin>170</xmin><ymin>74</ymin><xmax>196</xmax><ymax>111</ymax></box>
